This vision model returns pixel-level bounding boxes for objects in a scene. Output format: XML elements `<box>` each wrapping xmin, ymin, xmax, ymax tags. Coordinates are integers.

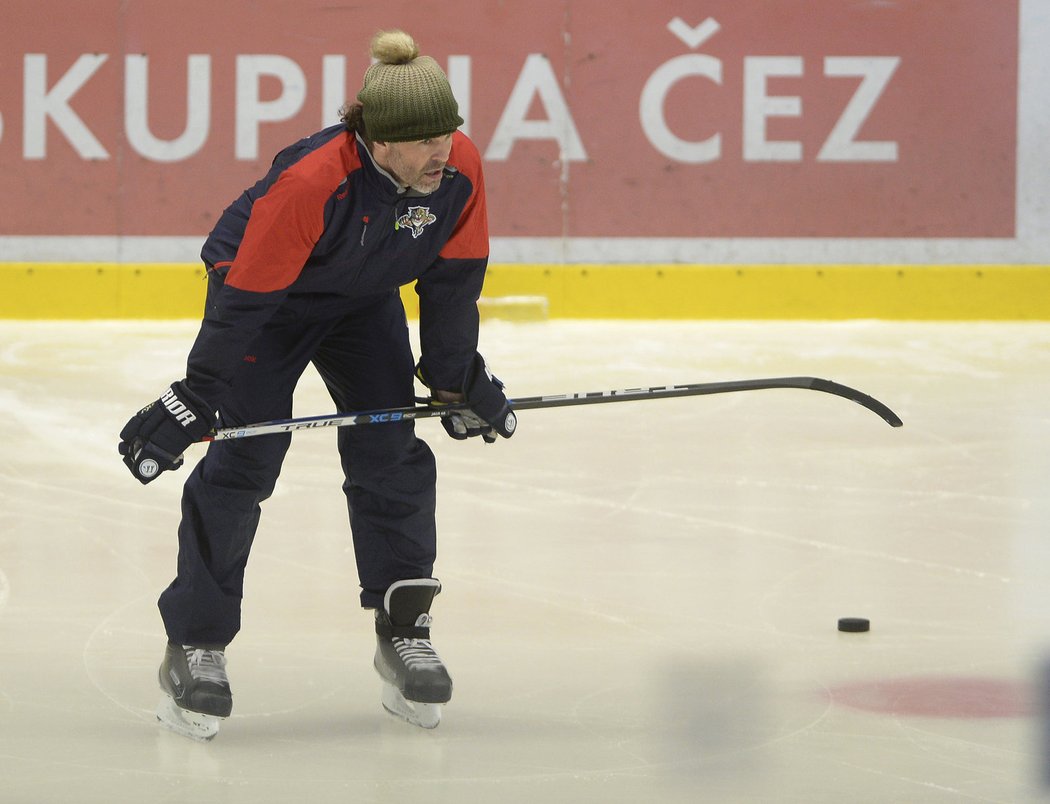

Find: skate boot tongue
<box><xmin>383</xmin><ymin>578</ymin><xmax>441</xmax><ymax>630</ymax></box>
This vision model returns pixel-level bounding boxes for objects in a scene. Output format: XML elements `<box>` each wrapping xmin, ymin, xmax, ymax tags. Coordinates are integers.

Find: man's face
<box><xmin>373</xmin><ymin>134</ymin><xmax>454</xmax><ymax>194</ymax></box>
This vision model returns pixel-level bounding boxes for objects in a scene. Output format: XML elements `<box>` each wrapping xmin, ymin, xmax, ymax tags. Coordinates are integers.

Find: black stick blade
<box><xmin>806</xmin><ymin>378</ymin><xmax>904</xmax><ymax>427</ymax></box>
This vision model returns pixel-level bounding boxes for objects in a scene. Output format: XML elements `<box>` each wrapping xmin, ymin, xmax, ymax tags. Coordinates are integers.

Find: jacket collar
<box><xmin>355</xmin><ymin>133</ymin><xmax>408</xmax><ymax>201</ymax></box>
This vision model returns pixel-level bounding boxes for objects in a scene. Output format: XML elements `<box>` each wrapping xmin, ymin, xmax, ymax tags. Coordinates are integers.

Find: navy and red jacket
<box><xmin>186</xmin><ymin>125</ymin><xmax>489</xmax><ymax>411</ymax></box>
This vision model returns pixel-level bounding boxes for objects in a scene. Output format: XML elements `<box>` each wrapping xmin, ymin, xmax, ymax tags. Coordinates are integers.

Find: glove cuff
<box><xmin>463</xmin><ymin>354</ymin><xmax>515</xmax><ymax>438</ymax></box>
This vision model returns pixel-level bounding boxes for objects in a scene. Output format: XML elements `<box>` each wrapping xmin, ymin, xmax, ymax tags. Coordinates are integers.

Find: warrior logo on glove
<box><xmin>118</xmin><ymin>381</ymin><xmax>215</xmax><ymax>484</ymax></box>
<box><xmin>161</xmin><ymin>386</ymin><xmax>200</xmax><ymax>426</ymax></box>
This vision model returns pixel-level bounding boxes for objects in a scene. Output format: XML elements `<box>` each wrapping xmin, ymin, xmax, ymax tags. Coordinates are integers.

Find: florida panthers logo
<box><xmin>395</xmin><ymin>206</ymin><xmax>438</xmax><ymax>239</ymax></box>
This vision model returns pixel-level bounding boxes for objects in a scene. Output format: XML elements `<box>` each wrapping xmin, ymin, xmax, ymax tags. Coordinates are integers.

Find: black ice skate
<box><xmin>373</xmin><ymin>578</ymin><xmax>453</xmax><ymax>729</ymax></box>
<box><xmin>156</xmin><ymin>642</ymin><xmax>233</xmax><ymax>741</ymax></box>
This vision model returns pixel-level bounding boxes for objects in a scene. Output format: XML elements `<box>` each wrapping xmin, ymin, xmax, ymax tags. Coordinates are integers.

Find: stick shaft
<box><xmin>202</xmin><ymin>376</ymin><xmax>901</xmax><ymax>442</ymax></box>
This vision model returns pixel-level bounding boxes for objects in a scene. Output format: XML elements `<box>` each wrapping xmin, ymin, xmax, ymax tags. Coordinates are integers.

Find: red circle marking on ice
<box><xmin>828</xmin><ymin>676</ymin><xmax>1031</xmax><ymax>719</ymax></box>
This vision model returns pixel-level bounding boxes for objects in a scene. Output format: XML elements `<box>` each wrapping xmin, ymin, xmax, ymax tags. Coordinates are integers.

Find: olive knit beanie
<box><xmin>357</xmin><ymin>30</ymin><xmax>463</xmax><ymax>142</ymax></box>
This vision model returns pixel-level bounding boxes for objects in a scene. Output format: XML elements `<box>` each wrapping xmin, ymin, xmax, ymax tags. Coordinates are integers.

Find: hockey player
<box><xmin>118</xmin><ymin>30</ymin><xmax>515</xmax><ymax>738</ymax></box>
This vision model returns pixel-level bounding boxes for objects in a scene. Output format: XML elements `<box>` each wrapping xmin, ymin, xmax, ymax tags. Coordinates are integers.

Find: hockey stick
<box><xmin>202</xmin><ymin>376</ymin><xmax>902</xmax><ymax>442</ymax></box>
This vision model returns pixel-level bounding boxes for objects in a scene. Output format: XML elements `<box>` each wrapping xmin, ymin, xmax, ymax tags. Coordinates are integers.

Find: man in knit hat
<box><xmin>118</xmin><ymin>30</ymin><xmax>515</xmax><ymax>737</ymax></box>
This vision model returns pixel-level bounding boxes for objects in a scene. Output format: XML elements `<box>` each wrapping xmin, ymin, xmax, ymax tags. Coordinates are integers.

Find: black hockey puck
<box><xmin>837</xmin><ymin>617</ymin><xmax>870</xmax><ymax>633</ymax></box>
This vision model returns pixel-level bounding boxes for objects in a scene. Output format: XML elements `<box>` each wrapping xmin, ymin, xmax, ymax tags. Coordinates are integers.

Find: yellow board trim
<box><xmin>0</xmin><ymin>263</ymin><xmax>209</xmax><ymax>320</ymax></box>
<box><xmin>1</xmin><ymin>262</ymin><xmax>1048</xmax><ymax>320</ymax></box>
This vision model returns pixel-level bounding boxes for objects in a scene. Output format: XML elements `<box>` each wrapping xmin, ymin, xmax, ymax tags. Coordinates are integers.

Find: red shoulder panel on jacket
<box><xmin>226</xmin><ymin>133</ymin><xmax>361</xmax><ymax>293</ymax></box>
<box><xmin>439</xmin><ymin>132</ymin><xmax>489</xmax><ymax>261</ymax></box>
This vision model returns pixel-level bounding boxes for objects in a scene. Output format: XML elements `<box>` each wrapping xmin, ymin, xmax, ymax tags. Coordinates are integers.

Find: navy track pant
<box><xmin>158</xmin><ymin>291</ymin><xmax>437</xmax><ymax>646</ymax></box>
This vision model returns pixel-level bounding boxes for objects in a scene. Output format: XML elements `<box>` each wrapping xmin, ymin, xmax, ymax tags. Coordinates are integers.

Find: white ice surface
<box><xmin>2</xmin><ymin>319</ymin><xmax>1050</xmax><ymax>803</ymax></box>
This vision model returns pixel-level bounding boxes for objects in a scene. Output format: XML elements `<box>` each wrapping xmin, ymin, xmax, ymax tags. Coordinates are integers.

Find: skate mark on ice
<box><xmin>561</xmin><ymin>677</ymin><xmax>834</xmax><ymax>774</ymax></box>
<box><xmin>82</xmin><ymin>591</ymin><xmax>161</xmax><ymax>722</ymax></box>
<box><xmin>452</xmin><ymin>471</ymin><xmax>1015</xmax><ymax>585</ymax></box>
<box><xmin>0</xmin><ymin>566</ymin><xmax>8</xmax><ymax>615</ymax></box>
<box><xmin>0</xmin><ymin>567</ymin><xmax>8</xmax><ymax>710</ymax></box>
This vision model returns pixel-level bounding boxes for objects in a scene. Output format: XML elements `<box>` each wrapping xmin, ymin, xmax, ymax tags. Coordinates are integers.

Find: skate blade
<box><xmin>381</xmin><ymin>683</ymin><xmax>442</xmax><ymax>729</ymax></box>
<box><xmin>156</xmin><ymin>695</ymin><xmax>223</xmax><ymax>741</ymax></box>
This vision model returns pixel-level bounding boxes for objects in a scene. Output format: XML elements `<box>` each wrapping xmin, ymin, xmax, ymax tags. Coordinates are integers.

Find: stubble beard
<box><xmin>409</xmin><ymin>165</ymin><xmax>444</xmax><ymax>194</ymax></box>
<box><xmin>388</xmin><ymin>151</ymin><xmax>444</xmax><ymax>194</ymax></box>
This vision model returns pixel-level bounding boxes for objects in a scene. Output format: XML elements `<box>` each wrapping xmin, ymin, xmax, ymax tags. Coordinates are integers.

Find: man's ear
<box><xmin>370</xmin><ymin>139</ymin><xmax>390</xmax><ymax>168</ymax></box>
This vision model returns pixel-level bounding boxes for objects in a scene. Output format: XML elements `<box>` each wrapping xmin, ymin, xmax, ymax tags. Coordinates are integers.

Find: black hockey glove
<box><xmin>118</xmin><ymin>380</ymin><xmax>215</xmax><ymax>484</ymax></box>
<box><xmin>417</xmin><ymin>354</ymin><xmax>517</xmax><ymax>444</ymax></box>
